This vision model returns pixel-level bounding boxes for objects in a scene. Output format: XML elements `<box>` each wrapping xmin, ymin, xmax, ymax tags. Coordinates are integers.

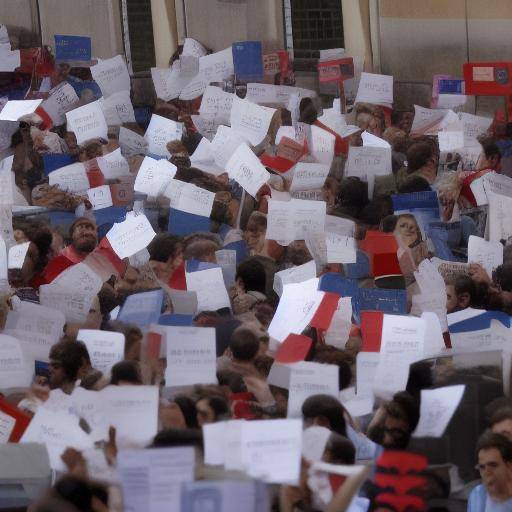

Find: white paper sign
<box><xmin>273</xmin><ymin>259</ymin><xmax>317</xmax><ymax>296</ymax></box>
<box><xmin>0</xmin><ymin>49</ymin><xmax>20</xmax><ymax>72</ymax></box>
<box><xmin>325</xmin><ymin>297</ymin><xmax>352</xmax><ymax>349</ymax></box>
<box><xmin>355</xmin><ymin>72</ymin><xmax>393</xmax><ymax>105</ymax></box>
<box><xmin>179</xmin><ymin>47</ymin><xmax>234</xmax><ymax>100</ymax></box>
<box><xmin>78</xmin><ymin>329</ymin><xmax>125</xmax><ymax>374</ymax></box>
<box><xmin>326</xmin><ymin>234</ymin><xmax>357</xmax><ymax>264</ymax></box>
<box><xmin>0</xmin><ymin>410</ymin><xmax>15</xmax><ymax>443</ymax></box>
<box><xmin>374</xmin><ymin>315</ymin><xmax>425</xmax><ymax>396</ymax></box>
<box><xmin>97</xmin><ymin>147</ymin><xmax>130</xmax><ymax>179</ymax></box>
<box><xmin>185</xmin><ymin>267</ymin><xmax>231</xmax><ymax>312</ymax></box>
<box><xmin>41</xmin><ymin>82</ymin><xmax>79</xmax><ymax>125</ymax></box>
<box><xmin>106</xmin><ymin>213</ymin><xmax>156</xmax><ymax>259</ymax></box>
<box><xmin>290</xmin><ymin>163</ymin><xmax>330</xmax><ymax>192</ymax></box>
<box><xmin>7</xmin><ymin>241</ymin><xmax>30</xmax><ymax>269</ymax></box>
<box><xmin>0</xmin><ymin>99</ymin><xmax>42</xmax><ymax>121</ymax></box>
<box><xmin>151</xmin><ymin>63</ymin><xmax>192</xmax><ymax>101</ymax></box>
<box><xmin>245</xmin><ymin>83</ymin><xmax>315</xmax><ymax>106</ymax></box>
<box><xmin>118</xmin><ymin>447</ymin><xmax>195</xmax><ymax>512</ymax></box>
<box><xmin>145</xmin><ymin>114</ymin><xmax>183</xmax><ymax>157</ymax></box>
<box><xmin>487</xmin><ymin>190</ymin><xmax>512</xmax><ymax>242</ymax></box>
<box><xmin>309</xmin><ymin>125</ymin><xmax>335</xmax><ymax>165</ymax></box>
<box><xmin>0</xmin><ymin>334</ymin><xmax>32</xmax><ymax>390</ymax></box>
<box><xmin>210</xmin><ymin>125</ymin><xmax>246</xmax><ymax>168</ymax></box>
<box><xmin>412</xmin><ymin>385</ymin><xmax>465</xmax><ymax>438</ymax></box>
<box><xmin>0</xmin><ymin>155</ymin><xmax>13</xmax><ymax>205</ymax></box>
<box><xmin>100</xmin><ymin>89</ymin><xmax>136</xmax><ymax>125</ymax></box>
<box><xmin>287</xmin><ymin>361</ymin><xmax>339</xmax><ymax>418</ymax></box>
<box><xmin>240</xmin><ymin>419</ymin><xmax>303</xmax><ymax>484</ymax></box>
<box><xmin>134</xmin><ymin>156</ymin><xmax>177</xmax><ymax>197</ymax></box>
<box><xmin>90</xmin><ymin>55</ymin><xmax>130</xmax><ymax>98</ymax></box>
<box><xmin>87</xmin><ymin>185</ymin><xmax>113</xmax><ymax>210</ymax></box>
<box><xmin>411</xmin><ymin>105</ymin><xmax>450</xmax><ymax>135</ymax></box>
<box><xmin>49</xmin><ymin>162</ymin><xmax>89</xmax><ymax>193</ymax></box>
<box><xmin>164</xmin><ymin>179</ymin><xmax>215</xmax><ymax>217</ymax></box>
<box><xmin>230</xmin><ymin>95</ymin><xmax>276</xmax><ymax>146</ymax></box>
<box><xmin>438</xmin><ymin>131</ymin><xmax>464</xmax><ymax>152</ymax></box>
<box><xmin>119</xmin><ymin>126</ymin><xmax>148</xmax><ymax>157</ymax></box>
<box><xmin>459</xmin><ymin>112</ymin><xmax>492</xmax><ymax>144</ymax></box>
<box><xmin>165</xmin><ymin>326</ymin><xmax>217</xmax><ymax>386</ymax></box>
<box><xmin>268</xmin><ymin>278</ymin><xmax>324</xmax><ymax>342</ymax></box>
<box><xmin>467</xmin><ymin>235</ymin><xmax>503</xmax><ymax>278</ymax></box>
<box><xmin>200</xmin><ymin>85</ymin><xmax>234</xmax><ymax>125</ymax></box>
<box><xmin>66</xmin><ymin>100</ymin><xmax>108</xmax><ymax>145</ymax></box>
<box><xmin>226</xmin><ymin>143</ymin><xmax>270</xmax><ymax>197</ymax></box>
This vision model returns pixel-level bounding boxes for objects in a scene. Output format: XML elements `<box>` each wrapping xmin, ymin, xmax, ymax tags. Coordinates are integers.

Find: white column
<box><xmin>150</xmin><ymin>0</ymin><xmax>178</xmax><ymax>68</ymax></box>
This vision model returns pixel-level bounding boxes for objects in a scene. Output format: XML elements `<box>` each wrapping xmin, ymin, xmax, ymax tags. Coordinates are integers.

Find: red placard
<box><xmin>275</xmin><ymin>334</ymin><xmax>313</xmax><ymax>364</ymax></box>
<box><xmin>317</xmin><ymin>57</ymin><xmax>354</xmax><ymax>83</ymax></box>
<box><xmin>463</xmin><ymin>62</ymin><xmax>512</xmax><ymax>96</ymax></box>
<box><xmin>0</xmin><ymin>397</ymin><xmax>31</xmax><ymax>442</ymax></box>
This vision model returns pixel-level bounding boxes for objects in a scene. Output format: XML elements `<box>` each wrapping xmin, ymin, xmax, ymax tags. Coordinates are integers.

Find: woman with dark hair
<box><xmin>196</xmin><ymin>394</ymin><xmax>231</xmax><ymax>427</ymax></box>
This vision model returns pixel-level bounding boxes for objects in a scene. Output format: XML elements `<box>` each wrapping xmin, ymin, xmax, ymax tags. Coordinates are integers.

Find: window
<box><xmin>287</xmin><ymin>0</ymin><xmax>344</xmax><ymax>72</ymax></box>
<box><xmin>123</xmin><ymin>0</ymin><xmax>156</xmax><ymax>73</ymax></box>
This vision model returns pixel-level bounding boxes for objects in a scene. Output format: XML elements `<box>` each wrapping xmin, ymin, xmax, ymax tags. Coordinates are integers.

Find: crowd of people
<box><xmin>1</xmin><ymin>28</ymin><xmax>512</xmax><ymax>512</ymax></box>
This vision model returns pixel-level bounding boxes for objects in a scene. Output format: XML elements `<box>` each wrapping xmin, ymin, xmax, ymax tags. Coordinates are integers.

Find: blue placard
<box><xmin>354</xmin><ymin>288</ymin><xmax>407</xmax><ymax>320</ymax></box>
<box><xmin>48</xmin><ymin>211</ymin><xmax>77</xmax><ymax>232</ymax></box>
<box><xmin>449</xmin><ymin>310</ymin><xmax>511</xmax><ymax>333</ymax></box>
<box><xmin>55</xmin><ymin>35</ymin><xmax>92</xmax><ymax>61</ymax></box>
<box><xmin>42</xmin><ymin>153</ymin><xmax>75</xmax><ymax>175</ymax></box>
<box><xmin>68</xmin><ymin>78</ymin><xmax>102</xmax><ymax>100</ymax></box>
<box><xmin>319</xmin><ymin>273</ymin><xmax>359</xmax><ymax>298</ymax></box>
<box><xmin>224</xmin><ymin>239</ymin><xmax>248</xmax><ymax>266</ymax></box>
<box><xmin>232</xmin><ymin>41</ymin><xmax>264</xmax><ymax>82</ymax></box>
<box><xmin>168</xmin><ymin>208</ymin><xmax>211</xmax><ymax>236</ymax></box>
<box><xmin>158</xmin><ymin>314</ymin><xmax>194</xmax><ymax>326</ymax></box>
<box><xmin>438</xmin><ymin>79</ymin><xmax>464</xmax><ymax>95</ymax></box>
<box><xmin>93</xmin><ymin>206</ymin><xmax>126</xmax><ymax>239</ymax></box>
<box><xmin>392</xmin><ymin>191</ymin><xmax>439</xmax><ymax>211</ymax></box>
<box><xmin>427</xmin><ymin>221</ymin><xmax>462</xmax><ymax>248</ymax></box>
<box><xmin>118</xmin><ymin>289</ymin><xmax>164</xmax><ymax>327</ymax></box>
<box><xmin>343</xmin><ymin>250</ymin><xmax>370</xmax><ymax>279</ymax></box>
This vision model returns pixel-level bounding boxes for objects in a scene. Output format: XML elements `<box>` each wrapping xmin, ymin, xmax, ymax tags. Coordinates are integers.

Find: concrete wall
<box><xmin>178</xmin><ymin>0</ymin><xmax>284</xmax><ymax>54</ymax></box>
<box><xmin>377</xmin><ymin>0</ymin><xmax>512</xmax><ymax>113</ymax></box>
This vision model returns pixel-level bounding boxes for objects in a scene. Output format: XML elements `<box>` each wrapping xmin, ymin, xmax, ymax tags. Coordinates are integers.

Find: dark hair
<box><xmin>336</xmin><ymin>177</ymin><xmax>368</xmax><ymax>217</ymax></box>
<box><xmin>476</xmin><ymin>432</ymin><xmax>512</xmax><ymax>463</ymax></box>
<box><xmin>174</xmin><ymin>395</ymin><xmax>199</xmax><ymax>429</ymax></box>
<box><xmin>481</xmin><ymin>139</ymin><xmax>501</xmax><ymax>163</ymax></box>
<box><xmin>22</xmin><ymin>223</ymin><xmax>53</xmax><ymax>273</ymax></box>
<box><xmin>494</xmin><ymin>264</ymin><xmax>512</xmax><ymax>292</ymax></box>
<box><xmin>217</xmin><ymin>369</ymin><xmax>247</xmax><ymax>393</ymax></box>
<box><xmin>489</xmin><ymin>407</ymin><xmax>512</xmax><ymax>428</ymax></box>
<box><xmin>325</xmin><ymin>433</ymin><xmax>356</xmax><ymax>465</ymax></box>
<box><xmin>381</xmin><ymin>214</ymin><xmax>398</xmax><ymax>233</ymax></box>
<box><xmin>229</xmin><ymin>327</ymin><xmax>260</xmax><ymax>362</ymax></box>
<box><xmin>151</xmin><ymin>428</ymin><xmax>203</xmax><ymax>450</ymax></box>
<box><xmin>197</xmin><ymin>395</ymin><xmax>230</xmax><ymax>421</ymax></box>
<box><xmin>110</xmin><ymin>360</ymin><xmax>142</xmax><ymax>385</ymax></box>
<box><xmin>385</xmin><ymin>392</ymin><xmax>420</xmax><ymax>433</ymax></box>
<box><xmin>398</xmin><ymin>176</ymin><xmax>431</xmax><ymax>193</ymax></box>
<box><xmin>235</xmin><ymin>259</ymin><xmax>267</xmax><ymax>294</ymax></box>
<box><xmin>53</xmin><ymin>475</ymin><xmax>107</xmax><ymax>512</ymax></box>
<box><xmin>359</xmin><ymin>198</ymin><xmax>394</xmax><ymax>226</ymax></box>
<box><xmin>147</xmin><ymin>233</ymin><xmax>182</xmax><ymax>263</ymax></box>
<box><xmin>454</xmin><ymin>275</ymin><xmax>476</xmax><ymax>298</ymax></box>
<box><xmin>302</xmin><ymin>394</ymin><xmax>347</xmax><ymax>436</ymax></box>
<box><xmin>49</xmin><ymin>341</ymin><xmax>85</xmax><ymax>382</ymax></box>
<box><xmin>406</xmin><ymin>142</ymin><xmax>434</xmax><ymax>172</ymax></box>
<box><xmin>299</xmin><ymin>97</ymin><xmax>317</xmax><ymax>124</ymax></box>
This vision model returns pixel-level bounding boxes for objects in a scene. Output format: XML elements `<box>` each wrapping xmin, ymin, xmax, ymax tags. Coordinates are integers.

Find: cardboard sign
<box><xmin>317</xmin><ymin>57</ymin><xmax>354</xmax><ymax>83</ymax></box>
<box><xmin>54</xmin><ymin>35</ymin><xmax>91</xmax><ymax>61</ymax></box>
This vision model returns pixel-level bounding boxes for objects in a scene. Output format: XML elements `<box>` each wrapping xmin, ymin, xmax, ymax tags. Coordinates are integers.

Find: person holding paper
<box><xmin>468</xmin><ymin>433</ymin><xmax>512</xmax><ymax>512</ymax></box>
<box><xmin>47</xmin><ymin>340</ymin><xmax>85</xmax><ymax>394</ymax></box>
<box><xmin>230</xmin><ymin>259</ymin><xmax>268</xmax><ymax>315</ymax></box>
<box><xmin>392</xmin><ymin>214</ymin><xmax>429</xmax><ymax>267</ymax></box>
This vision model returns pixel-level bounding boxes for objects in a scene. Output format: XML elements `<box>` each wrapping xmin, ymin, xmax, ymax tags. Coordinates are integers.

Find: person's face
<box><xmin>382</xmin><ymin>415</ymin><xmax>410</xmax><ymax>450</ymax></box>
<box><xmin>477</xmin><ymin>448</ymin><xmax>512</xmax><ymax>496</ymax></box>
<box><xmin>196</xmin><ymin>398</ymin><xmax>215</xmax><ymax>427</ymax></box>
<box><xmin>395</xmin><ymin>217</ymin><xmax>418</xmax><ymax>245</ymax></box>
<box><xmin>245</xmin><ymin>228</ymin><xmax>265</xmax><ymax>253</ymax></box>
<box><xmin>48</xmin><ymin>359</ymin><xmax>67</xmax><ymax>389</ymax></box>
<box><xmin>72</xmin><ymin>221</ymin><xmax>97</xmax><ymax>253</ymax></box>
<box><xmin>446</xmin><ymin>285</ymin><xmax>457</xmax><ymax>313</ymax></box>
<box><xmin>368</xmin><ymin>116</ymin><xmax>383</xmax><ymax>137</ymax></box>
<box><xmin>397</xmin><ymin>111</ymin><xmax>414</xmax><ymax>134</ymax></box>
<box><xmin>491</xmin><ymin>418</ymin><xmax>512</xmax><ymax>441</ymax></box>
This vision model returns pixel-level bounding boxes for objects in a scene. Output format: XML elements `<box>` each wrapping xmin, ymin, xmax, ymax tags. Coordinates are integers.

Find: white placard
<box><xmin>185</xmin><ymin>267</ymin><xmax>231</xmax><ymax>312</ymax></box>
<box><xmin>90</xmin><ymin>55</ymin><xmax>130</xmax><ymax>98</ymax></box>
<box><xmin>467</xmin><ymin>235</ymin><xmax>503</xmax><ymax>279</ymax></box>
<box><xmin>0</xmin><ymin>334</ymin><xmax>32</xmax><ymax>390</ymax></box>
<box><xmin>240</xmin><ymin>419</ymin><xmax>303</xmax><ymax>484</ymax></box>
<box><xmin>49</xmin><ymin>162</ymin><xmax>89</xmax><ymax>193</ymax></box>
<box><xmin>118</xmin><ymin>127</ymin><xmax>148</xmax><ymax>157</ymax></box>
<box><xmin>0</xmin><ymin>99</ymin><xmax>42</xmax><ymax>121</ymax></box>
<box><xmin>290</xmin><ymin>163</ymin><xmax>330</xmax><ymax>192</ymax></box>
<box><xmin>413</xmin><ymin>385</ymin><xmax>465</xmax><ymax>438</ymax></box>
<box><xmin>355</xmin><ymin>72</ymin><xmax>393</xmax><ymax>106</ymax></box>
<box><xmin>78</xmin><ymin>329</ymin><xmax>125</xmax><ymax>374</ymax></box>
<box><xmin>200</xmin><ymin>86</ymin><xmax>234</xmax><ymax>125</ymax></box>
<box><xmin>145</xmin><ymin>114</ymin><xmax>183</xmax><ymax>157</ymax></box>
<box><xmin>165</xmin><ymin>326</ymin><xmax>217</xmax><ymax>387</ymax></box>
<box><xmin>134</xmin><ymin>156</ymin><xmax>176</xmax><ymax>197</ymax></box>
<box><xmin>230</xmin><ymin>95</ymin><xmax>276</xmax><ymax>146</ymax></box>
<box><xmin>210</xmin><ymin>125</ymin><xmax>246</xmax><ymax>168</ymax></box>
<box><xmin>97</xmin><ymin>147</ymin><xmax>130</xmax><ymax>179</ymax></box>
<box><xmin>273</xmin><ymin>259</ymin><xmax>317</xmax><ymax>297</ymax></box>
<box><xmin>87</xmin><ymin>185</ymin><xmax>113</xmax><ymax>210</ymax></box>
<box><xmin>287</xmin><ymin>361</ymin><xmax>339</xmax><ymax>418</ymax></box>
<box><xmin>268</xmin><ymin>277</ymin><xmax>324</xmax><ymax>342</ymax></box>
<box><xmin>226</xmin><ymin>143</ymin><xmax>270</xmax><ymax>197</ymax></box>
<box><xmin>40</xmin><ymin>82</ymin><xmax>79</xmax><ymax>125</ymax></box>
<box><xmin>100</xmin><ymin>89</ymin><xmax>136</xmax><ymax>125</ymax></box>
<box><xmin>66</xmin><ymin>100</ymin><xmax>108</xmax><ymax>145</ymax></box>
<box><xmin>7</xmin><ymin>241</ymin><xmax>30</xmax><ymax>269</ymax></box>
<box><xmin>106</xmin><ymin>213</ymin><xmax>156</xmax><ymax>259</ymax></box>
